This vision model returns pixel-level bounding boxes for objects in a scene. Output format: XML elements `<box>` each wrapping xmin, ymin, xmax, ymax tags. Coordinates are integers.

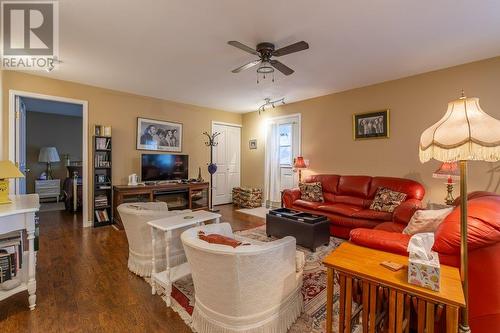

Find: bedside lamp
<box><xmin>38</xmin><ymin>147</ymin><xmax>60</xmax><ymax>180</ymax></box>
<box><xmin>0</xmin><ymin>161</ymin><xmax>24</xmax><ymax>204</ymax></box>
<box><xmin>432</xmin><ymin>162</ymin><xmax>460</xmax><ymax>205</ymax></box>
<box><xmin>419</xmin><ymin>91</ymin><xmax>500</xmax><ymax>333</ymax></box>
<box><xmin>293</xmin><ymin>156</ymin><xmax>307</xmax><ymax>183</ymax></box>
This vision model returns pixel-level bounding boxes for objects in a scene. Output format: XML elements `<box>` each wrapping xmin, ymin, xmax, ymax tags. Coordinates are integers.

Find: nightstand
<box><xmin>35</xmin><ymin>179</ymin><xmax>61</xmax><ymax>202</ymax></box>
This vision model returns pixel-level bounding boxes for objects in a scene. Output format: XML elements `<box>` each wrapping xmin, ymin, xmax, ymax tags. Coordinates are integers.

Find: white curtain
<box><xmin>264</xmin><ymin>121</ymin><xmax>281</xmax><ymax>207</ymax></box>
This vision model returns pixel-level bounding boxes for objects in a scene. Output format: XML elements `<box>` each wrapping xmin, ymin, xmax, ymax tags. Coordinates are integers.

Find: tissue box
<box><xmin>408</xmin><ymin>251</ymin><xmax>440</xmax><ymax>291</ymax></box>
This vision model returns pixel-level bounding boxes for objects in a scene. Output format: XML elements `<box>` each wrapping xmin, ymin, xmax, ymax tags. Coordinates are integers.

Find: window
<box><xmin>279</xmin><ymin>123</ymin><xmax>292</xmax><ymax>165</ymax></box>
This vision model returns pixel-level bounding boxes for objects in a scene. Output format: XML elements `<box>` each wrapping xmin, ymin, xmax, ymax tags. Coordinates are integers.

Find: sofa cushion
<box><xmin>402</xmin><ymin>207</ymin><xmax>453</xmax><ymax>235</ymax></box>
<box><xmin>374</xmin><ymin>222</ymin><xmax>406</xmax><ymax>233</ymax></box>
<box><xmin>337</xmin><ymin>175</ymin><xmax>372</xmax><ymax>198</ymax></box>
<box><xmin>299</xmin><ymin>182</ymin><xmax>324</xmax><ymax>202</ymax></box>
<box><xmin>370</xmin><ymin>187</ymin><xmax>407</xmax><ymax>212</ymax></box>
<box><xmin>293</xmin><ymin>199</ymin><xmax>323</xmax><ymax>210</ymax></box>
<box><xmin>369</xmin><ymin>177</ymin><xmax>425</xmax><ymax>200</ymax></box>
<box><xmin>333</xmin><ymin>195</ymin><xmax>367</xmax><ymax>207</ymax></box>
<box><xmin>304</xmin><ymin>174</ymin><xmax>340</xmax><ymax>194</ymax></box>
<box><xmin>329</xmin><ymin>214</ymin><xmax>380</xmax><ymax>229</ymax></box>
<box><xmin>317</xmin><ymin>203</ymin><xmax>362</xmax><ymax>217</ymax></box>
<box><xmin>352</xmin><ymin>209</ymin><xmax>393</xmax><ymax>221</ymax></box>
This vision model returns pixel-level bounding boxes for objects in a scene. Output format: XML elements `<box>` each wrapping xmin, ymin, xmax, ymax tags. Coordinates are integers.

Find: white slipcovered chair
<box><xmin>181</xmin><ymin>223</ymin><xmax>304</xmax><ymax>333</ymax></box>
<box><xmin>117</xmin><ymin>202</ymin><xmax>191</xmax><ymax>277</ymax></box>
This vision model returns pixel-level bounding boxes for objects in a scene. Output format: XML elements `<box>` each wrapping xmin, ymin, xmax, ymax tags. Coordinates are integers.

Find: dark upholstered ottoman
<box><xmin>266</xmin><ymin>208</ymin><xmax>330</xmax><ymax>252</ymax></box>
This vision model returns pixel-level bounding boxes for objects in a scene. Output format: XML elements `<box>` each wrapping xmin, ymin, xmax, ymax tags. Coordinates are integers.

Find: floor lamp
<box><xmin>419</xmin><ymin>92</ymin><xmax>500</xmax><ymax>333</ymax></box>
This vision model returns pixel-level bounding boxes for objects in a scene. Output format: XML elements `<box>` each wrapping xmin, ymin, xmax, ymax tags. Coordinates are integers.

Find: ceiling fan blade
<box><xmin>272</xmin><ymin>41</ymin><xmax>309</xmax><ymax>57</ymax></box>
<box><xmin>231</xmin><ymin>60</ymin><xmax>261</xmax><ymax>73</ymax></box>
<box><xmin>227</xmin><ymin>41</ymin><xmax>259</xmax><ymax>56</ymax></box>
<box><xmin>270</xmin><ymin>60</ymin><xmax>294</xmax><ymax>75</ymax></box>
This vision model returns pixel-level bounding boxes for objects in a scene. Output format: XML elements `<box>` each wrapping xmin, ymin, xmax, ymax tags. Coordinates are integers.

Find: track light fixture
<box><xmin>258</xmin><ymin>97</ymin><xmax>285</xmax><ymax>115</ymax></box>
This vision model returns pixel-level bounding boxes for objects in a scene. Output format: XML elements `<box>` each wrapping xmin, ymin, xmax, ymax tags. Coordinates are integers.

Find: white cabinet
<box><xmin>35</xmin><ymin>179</ymin><xmax>60</xmax><ymax>202</ymax></box>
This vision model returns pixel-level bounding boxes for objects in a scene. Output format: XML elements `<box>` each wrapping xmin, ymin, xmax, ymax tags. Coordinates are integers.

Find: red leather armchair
<box><xmin>282</xmin><ymin>174</ymin><xmax>425</xmax><ymax>238</ymax></box>
<box><xmin>350</xmin><ymin>192</ymin><xmax>500</xmax><ymax>333</ymax></box>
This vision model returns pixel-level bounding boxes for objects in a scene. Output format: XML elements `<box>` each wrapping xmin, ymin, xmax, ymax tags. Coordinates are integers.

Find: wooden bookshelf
<box><xmin>93</xmin><ymin>136</ymin><xmax>113</xmax><ymax>227</ymax></box>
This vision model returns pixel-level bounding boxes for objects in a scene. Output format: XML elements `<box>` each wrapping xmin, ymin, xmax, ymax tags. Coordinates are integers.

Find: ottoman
<box><xmin>266</xmin><ymin>208</ymin><xmax>330</xmax><ymax>252</ymax></box>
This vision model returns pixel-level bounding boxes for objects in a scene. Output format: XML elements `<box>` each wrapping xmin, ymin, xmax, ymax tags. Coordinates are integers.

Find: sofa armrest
<box><xmin>393</xmin><ymin>199</ymin><xmax>422</xmax><ymax>225</ymax></box>
<box><xmin>282</xmin><ymin>188</ymin><xmax>301</xmax><ymax>207</ymax></box>
<box><xmin>349</xmin><ymin>228</ymin><xmax>411</xmax><ymax>257</ymax></box>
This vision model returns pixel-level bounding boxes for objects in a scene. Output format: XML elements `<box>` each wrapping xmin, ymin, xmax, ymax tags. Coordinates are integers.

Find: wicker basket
<box><xmin>232</xmin><ymin>187</ymin><xmax>262</xmax><ymax>208</ymax></box>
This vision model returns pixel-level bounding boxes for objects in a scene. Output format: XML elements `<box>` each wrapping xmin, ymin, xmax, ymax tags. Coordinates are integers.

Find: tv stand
<box><xmin>112</xmin><ymin>182</ymin><xmax>209</xmax><ymax>229</ymax></box>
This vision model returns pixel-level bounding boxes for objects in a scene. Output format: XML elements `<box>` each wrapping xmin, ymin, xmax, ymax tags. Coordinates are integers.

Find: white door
<box><xmin>212</xmin><ymin>123</ymin><xmax>241</xmax><ymax>205</ymax></box>
<box><xmin>265</xmin><ymin>114</ymin><xmax>301</xmax><ymax>207</ymax></box>
<box><xmin>15</xmin><ymin>96</ymin><xmax>27</xmax><ymax>194</ymax></box>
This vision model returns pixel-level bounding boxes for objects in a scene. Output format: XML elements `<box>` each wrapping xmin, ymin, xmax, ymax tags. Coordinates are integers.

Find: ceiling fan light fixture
<box><xmin>257</xmin><ymin>61</ymin><xmax>274</xmax><ymax>74</ymax></box>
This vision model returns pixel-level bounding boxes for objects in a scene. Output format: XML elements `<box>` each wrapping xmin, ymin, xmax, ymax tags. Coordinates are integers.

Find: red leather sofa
<box><xmin>282</xmin><ymin>174</ymin><xmax>425</xmax><ymax>239</ymax></box>
<box><xmin>350</xmin><ymin>192</ymin><xmax>500</xmax><ymax>333</ymax></box>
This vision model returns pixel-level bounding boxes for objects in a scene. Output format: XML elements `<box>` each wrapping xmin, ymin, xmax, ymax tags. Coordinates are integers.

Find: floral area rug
<box><xmin>152</xmin><ymin>225</ymin><xmax>361</xmax><ymax>333</ymax></box>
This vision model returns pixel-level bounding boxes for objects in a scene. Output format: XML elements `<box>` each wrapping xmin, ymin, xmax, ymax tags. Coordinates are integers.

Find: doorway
<box><xmin>9</xmin><ymin>90</ymin><xmax>90</xmax><ymax>226</ymax></box>
<box><xmin>264</xmin><ymin>114</ymin><xmax>301</xmax><ymax>207</ymax></box>
<box><xmin>212</xmin><ymin>122</ymin><xmax>241</xmax><ymax>205</ymax></box>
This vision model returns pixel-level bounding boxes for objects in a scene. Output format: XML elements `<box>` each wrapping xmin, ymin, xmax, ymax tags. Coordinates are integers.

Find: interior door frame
<box><xmin>264</xmin><ymin>113</ymin><xmax>302</xmax><ymax>203</ymax></box>
<box><xmin>211</xmin><ymin>121</ymin><xmax>242</xmax><ymax>205</ymax></box>
<box><xmin>8</xmin><ymin>90</ymin><xmax>91</xmax><ymax>227</ymax></box>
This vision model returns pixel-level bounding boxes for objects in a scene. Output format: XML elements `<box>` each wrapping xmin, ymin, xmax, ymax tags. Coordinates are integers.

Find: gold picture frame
<box><xmin>353</xmin><ymin>109</ymin><xmax>390</xmax><ymax>140</ymax></box>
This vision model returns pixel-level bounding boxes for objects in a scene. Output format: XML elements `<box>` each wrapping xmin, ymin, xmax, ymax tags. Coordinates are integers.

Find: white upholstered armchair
<box><xmin>117</xmin><ymin>202</ymin><xmax>191</xmax><ymax>277</ymax></box>
<box><xmin>181</xmin><ymin>223</ymin><xmax>304</xmax><ymax>333</ymax></box>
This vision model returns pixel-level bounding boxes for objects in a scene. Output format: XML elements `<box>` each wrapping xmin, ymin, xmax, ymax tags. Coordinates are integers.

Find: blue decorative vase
<box><xmin>207</xmin><ymin>163</ymin><xmax>217</xmax><ymax>175</ymax></box>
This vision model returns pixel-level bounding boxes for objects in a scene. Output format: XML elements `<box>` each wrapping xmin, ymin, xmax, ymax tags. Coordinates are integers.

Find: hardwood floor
<box><xmin>0</xmin><ymin>204</ymin><xmax>264</xmax><ymax>333</ymax></box>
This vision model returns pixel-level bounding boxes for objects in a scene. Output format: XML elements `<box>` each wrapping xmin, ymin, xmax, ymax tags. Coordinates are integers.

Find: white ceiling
<box><xmin>38</xmin><ymin>0</ymin><xmax>500</xmax><ymax>113</ymax></box>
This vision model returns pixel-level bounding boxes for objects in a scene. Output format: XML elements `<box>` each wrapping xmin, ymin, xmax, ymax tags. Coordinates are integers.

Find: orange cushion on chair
<box><xmin>198</xmin><ymin>231</ymin><xmax>246</xmax><ymax>248</ymax></box>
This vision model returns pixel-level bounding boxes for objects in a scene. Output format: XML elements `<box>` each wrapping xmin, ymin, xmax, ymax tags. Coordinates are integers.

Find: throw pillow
<box><xmin>370</xmin><ymin>187</ymin><xmax>407</xmax><ymax>213</ymax></box>
<box><xmin>299</xmin><ymin>182</ymin><xmax>324</xmax><ymax>202</ymax></box>
<box><xmin>403</xmin><ymin>207</ymin><xmax>453</xmax><ymax>235</ymax></box>
<box><xmin>198</xmin><ymin>231</ymin><xmax>249</xmax><ymax>248</ymax></box>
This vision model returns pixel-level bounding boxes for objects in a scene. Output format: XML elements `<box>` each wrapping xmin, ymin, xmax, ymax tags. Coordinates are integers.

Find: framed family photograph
<box><xmin>136</xmin><ymin>117</ymin><xmax>183</xmax><ymax>152</ymax></box>
<box><xmin>353</xmin><ymin>109</ymin><xmax>390</xmax><ymax>140</ymax></box>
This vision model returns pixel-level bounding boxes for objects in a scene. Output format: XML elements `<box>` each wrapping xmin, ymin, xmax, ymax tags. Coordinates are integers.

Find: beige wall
<box><xmin>25</xmin><ymin>111</ymin><xmax>83</xmax><ymax>193</ymax></box>
<box><xmin>1</xmin><ymin>71</ymin><xmax>242</xmax><ymax>220</ymax></box>
<box><xmin>241</xmin><ymin>57</ymin><xmax>500</xmax><ymax>205</ymax></box>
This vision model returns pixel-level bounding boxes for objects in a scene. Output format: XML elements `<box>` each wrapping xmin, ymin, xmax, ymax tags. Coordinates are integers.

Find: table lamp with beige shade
<box><xmin>419</xmin><ymin>91</ymin><xmax>500</xmax><ymax>333</ymax></box>
<box><xmin>38</xmin><ymin>146</ymin><xmax>60</xmax><ymax>180</ymax></box>
<box><xmin>0</xmin><ymin>161</ymin><xmax>25</xmax><ymax>204</ymax></box>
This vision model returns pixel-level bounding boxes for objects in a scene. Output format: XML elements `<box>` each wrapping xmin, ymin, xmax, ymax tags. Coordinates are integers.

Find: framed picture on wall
<box><xmin>249</xmin><ymin>139</ymin><xmax>257</xmax><ymax>149</ymax></box>
<box><xmin>136</xmin><ymin>117</ymin><xmax>183</xmax><ymax>152</ymax></box>
<box><xmin>353</xmin><ymin>109</ymin><xmax>390</xmax><ymax>140</ymax></box>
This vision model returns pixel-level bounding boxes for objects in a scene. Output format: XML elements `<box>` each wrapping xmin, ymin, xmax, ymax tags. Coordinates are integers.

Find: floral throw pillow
<box><xmin>370</xmin><ymin>187</ymin><xmax>407</xmax><ymax>212</ymax></box>
<box><xmin>299</xmin><ymin>182</ymin><xmax>324</xmax><ymax>202</ymax></box>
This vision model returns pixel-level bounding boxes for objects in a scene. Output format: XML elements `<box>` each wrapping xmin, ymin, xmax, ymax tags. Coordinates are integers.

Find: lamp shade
<box><xmin>293</xmin><ymin>156</ymin><xmax>307</xmax><ymax>169</ymax></box>
<box><xmin>38</xmin><ymin>147</ymin><xmax>60</xmax><ymax>163</ymax></box>
<box><xmin>419</xmin><ymin>96</ymin><xmax>500</xmax><ymax>162</ymax></box>
<box><xmin>0</xmin><ymin>160</ymin><xmax>24</xmax><ymax>179</ymax></box>
<box><xmin>432</xmin><ymin>162</ymin><xmax>460</xmax><ymax>180</ymax></box>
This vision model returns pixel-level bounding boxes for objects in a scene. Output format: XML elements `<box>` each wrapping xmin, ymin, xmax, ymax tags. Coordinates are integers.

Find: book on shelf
<box><xmin>94</xmin><ymin>194</ymin><xmax>109</xmax><ymax>208</ymax></box>
<box><xmin>95</xmin><ymin>137</ymin><xmax>111</xmax><ymax>150</ymax></box>
<box><xmin>94</xmin><ymin>153</ymin><xmax>111</xmax><ymax>168</ymax></box>
<box><xmin>94</xmin><ymin>209</ymin><xmax>110</xmax><ymax>223</ymax></box>
<box><xmin>0</xmin><ymin>232</ymin><xmax>22</xmax><ymax>284</ymax></box>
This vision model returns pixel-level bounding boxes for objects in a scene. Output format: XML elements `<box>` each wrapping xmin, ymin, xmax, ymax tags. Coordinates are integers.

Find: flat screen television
<box><xmin>141</xmin><ymin>154</ymin><xmax>189</xmax><ymax>181</ymax></box>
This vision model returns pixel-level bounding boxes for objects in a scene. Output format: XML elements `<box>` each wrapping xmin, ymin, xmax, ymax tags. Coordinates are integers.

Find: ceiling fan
<box><xmin>228</xmin><ymin>40</ymin><xmax>309</xmax><ymax>76</ymax></box>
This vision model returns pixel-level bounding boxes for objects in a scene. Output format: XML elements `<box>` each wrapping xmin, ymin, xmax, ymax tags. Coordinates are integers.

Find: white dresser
<box><xmin>35</xmin><ymin>179</ymin><xmax>60</xmax><ymax>202</ymax></box>
<box><xmin>0</xmin><ymin>194</ymin><xmax>39</xmax><ymax>310</ymax></box>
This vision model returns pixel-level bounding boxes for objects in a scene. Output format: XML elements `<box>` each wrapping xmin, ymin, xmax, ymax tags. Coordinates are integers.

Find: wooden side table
<box><xmin>323</xmin><ymin>243</ymin><xmax>465</xmax><ymax>333</ymax></box>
